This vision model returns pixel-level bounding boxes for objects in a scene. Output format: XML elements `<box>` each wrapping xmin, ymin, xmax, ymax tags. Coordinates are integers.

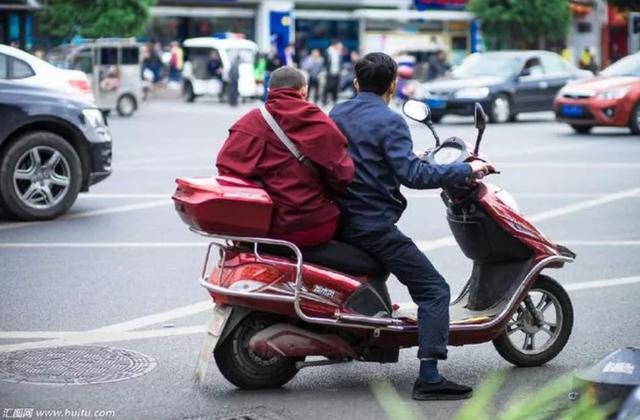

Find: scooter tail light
<box><xmin>236</xmin><ymin>264</ymin><xmax>283</xmax><ymax>282</ymax></box>
<box><xmin>219</xmin><ymin>263</ymin><xmax>284</xmax><ymax>289</ymax></box>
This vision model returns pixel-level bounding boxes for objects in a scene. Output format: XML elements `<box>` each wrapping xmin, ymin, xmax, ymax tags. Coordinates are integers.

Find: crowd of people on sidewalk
<box><xmin>140</xmin><ymin>38</ymin><xmax>364</xmax><ymax>107</ymax></box>
<box><xmin>254</xmin><ymin>40</ymin><xmax>361</xmax><ymax>107</ymax></box>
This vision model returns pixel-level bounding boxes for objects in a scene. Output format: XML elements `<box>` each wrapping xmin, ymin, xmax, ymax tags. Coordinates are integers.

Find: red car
<box><xmin>554</xmin><ymin>53</ymin><xmax>640</xmax><ymax>134</ymax></box>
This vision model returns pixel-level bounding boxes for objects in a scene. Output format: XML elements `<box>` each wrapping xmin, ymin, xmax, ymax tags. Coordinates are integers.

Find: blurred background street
<box><xmin>1</xmin><ymin>0</ymin><xmax>640</xmax><ymax>418</ymax></box>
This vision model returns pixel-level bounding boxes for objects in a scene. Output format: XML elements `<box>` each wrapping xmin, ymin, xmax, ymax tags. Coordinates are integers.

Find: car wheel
<box><xmin>570</xmin><ymin>124</ymin><xmax>593</xmax><ymax>134</ymax></box>
<box><xmin>490</xmin><ymin>94</ymin><xmax>511</xmax><ymax>123</ymax></box>
<box><xmin>629</xmin><ymin>102</ymin><xmax>640</xmax><ymax>135</ymax></box>
<box><xmin>184</xmin><ymin>82</ymin><xmax>196</xmax><ymax>103</ymax></box>
<box><xmin>0</xmin><ymin>131</ymin><xmax>82</xmax><ymax>221</ymax></box>
<box><xmin>116</xmin><ymin>94</ymin><xmax>137</xmax><ymax>117</ymax></box>
<box><xmin>431</xmin><ymin>114</ymin><xmax>443</xmax><ymax>123</ymax></box>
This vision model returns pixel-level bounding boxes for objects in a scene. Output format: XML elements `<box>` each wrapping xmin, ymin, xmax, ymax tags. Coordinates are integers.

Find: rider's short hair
<box><xmin>269</xmin><ymin>66</ymin><xmax>307</xmax><ymax>90</ymax></box>
<box><xmin>355</xmin><ymin>52</ymin><xmax>398</xmax><ymax>96</ymax></box>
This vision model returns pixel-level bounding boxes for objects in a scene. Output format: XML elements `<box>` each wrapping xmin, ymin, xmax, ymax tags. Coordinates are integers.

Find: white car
<box><xmin>182</xmin><ymin>37</ymin><xmax>258</xmax><ymax>102</ymax></box>
<box><xmin>0</xmin><ymin>44</ymin><xmax>94</xmax><ymax>103</ymax></box>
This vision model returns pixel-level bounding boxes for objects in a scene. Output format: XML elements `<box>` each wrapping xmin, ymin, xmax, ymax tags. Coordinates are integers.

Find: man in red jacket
<box><xmin>216</xmin><ymin>66</ymin><xmax>354</xmax><ymax>247</ymax></box>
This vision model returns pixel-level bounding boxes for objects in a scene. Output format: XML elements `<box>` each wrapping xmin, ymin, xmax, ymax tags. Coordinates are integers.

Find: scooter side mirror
<box><xmin>403</xmin><ymin>99</ymin><xmax>431</xmax><ymax>123</ymax></box>
<box><xmin>474</xmin><ymin>103</ymin><xmax>487</xmax><ymax>131</ymax></box>
<box><xmin>473</xmin><ymin>102</ymin><xmax>487</xmax><ymax>155</ymax></box>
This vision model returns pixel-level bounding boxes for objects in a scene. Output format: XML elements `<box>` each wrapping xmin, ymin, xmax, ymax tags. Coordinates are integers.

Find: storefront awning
<box><xmin>353</xmin><ymin>8</ymin><xmax>474</xmax><ymax>21</ymax></box>
<box><xmin>151</xmin><ymin>6</ymin><xmax>254</xmax><ymax>18</ymax></box>
<box><xmin>0</xmin><ymin>0</ymin><xmax>42</xmax><ymax>10</ymax></box>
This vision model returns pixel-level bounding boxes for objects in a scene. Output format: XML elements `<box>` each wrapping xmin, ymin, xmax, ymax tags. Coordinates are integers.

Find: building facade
<box><xmin>147</xmin><ymin>0</ymin><xmax>479</xmax><ymax>64</ymax></box>
<box><xmin>0</xmin><ymin>0</ymin><xmax>41</xmax><ymax>49</ymax></box>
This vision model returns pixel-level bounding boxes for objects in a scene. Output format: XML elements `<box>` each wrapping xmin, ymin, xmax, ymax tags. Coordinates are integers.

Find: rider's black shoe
<box><xmin>412</xmin><ymin>377</ymin><xmax>473</xmax><ymax>401</ymax></box>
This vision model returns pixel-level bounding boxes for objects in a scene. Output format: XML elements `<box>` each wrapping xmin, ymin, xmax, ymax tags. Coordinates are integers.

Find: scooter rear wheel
<box><xmin>492</xmin><ymin>275</ymin><xmax>573</xmax><ymax>367</ymax></box>
<box><xmin>214</xmin><ymin>312</ymin><xmax>300</xmax><ymax>389</ymax></box>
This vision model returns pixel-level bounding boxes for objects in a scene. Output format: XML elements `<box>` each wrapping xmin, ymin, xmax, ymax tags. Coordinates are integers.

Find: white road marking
<box><xmin>0</xmin><ymin>326</ymin><xmax>206</xmax><ymax>353</ymax></box>
<box><xmin>69</xmin><ymin>191</ymin><xmax>640</xmax><ymax>200</ymax></box>
<box><xmin>562</xmin><ymin>240</ymin><xmax>640</xmax><ymax>246</ymax></box>
<box><xmin>118</xmin><ymin>155</ymin><xmax>209</xmax><ymax>166</ymax></box>
<box><xmin>0</xmin><ymin>199</ymin><xmax>172</xmax><ymax>231</ymax></box>
<box><xmin>498</xmin><ymin>162</ymin><xmax>640</xmax><ymax>169</ymax></box>
<box><xmin>418</xmin><ymin>236</ymin><xmax>457</xmax><ymax>252</ymax></box>
<box><xmin>79</xmin><ymin>193</ymin><xmax>169</xmax><ymax>199</ymax></box>
<box><xmin>527</xmin><ymin>187</ymin><xmax>640</xmax><ymax>223</ymax></box>
<box><xmin>0</xmin><ymin>242</ymin><xmax>208</xmax><ymax>248</ymax></box>
<box><xmin>489</xmin><ymin>143</ymin><xmax>586</xmax><ymax>159</ymax></box>
<box><xmin>114</xmin><ymin>165</ymin><xmax>213</xmax><ymax>172</ymax></box>
<box><xmin>75</xmin><ymin>192</ymin><xmax>633</xmax><ymax>200</ymax></box>
<box><xmin>113</xmin><ymin>162</ymin><xmax>640</xmax><ymax>173</ymax></box>
<box><xmin>0</xmin><ymin>275</ymin><xmax>637</xmax><ymax>352</ymax></box>
<box><xmin>404</xmin><ymin>192</ymin><xmax>638</xmax><ymax>199</ymax></box>
<box><xmin>417</xmin><ymin>186</ymin><xmax>640</xmax><ymax>252</ymax></box>
<box><xmin>413</xmin><ymin>143</ymin><xmax>585</xmax><ymax>160</ymax></box>
<box><xmin>564</xmin><ymin>275</ymin><xmax>640</xmax><ymax>291</ymax></box>
<box><xmin>0</xmin><ymin>331</ymin><xmax>81</xmax><ymax>339</ymax></box>
<box><xmin>1</xmin><ymin>239</ymin><xmax>639</xmax><ymax>249</ymax></box>
<box><xmin>90</xmin><ymin>300</ymin><xmax>212</xmax><ymax>333</ymax></box>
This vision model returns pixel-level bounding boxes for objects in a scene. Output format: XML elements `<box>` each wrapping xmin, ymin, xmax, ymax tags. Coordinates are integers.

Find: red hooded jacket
<box><xmin>216</xmin><ymin>88</ymin><xmax>354</xmax><ymax>245</ymax></box>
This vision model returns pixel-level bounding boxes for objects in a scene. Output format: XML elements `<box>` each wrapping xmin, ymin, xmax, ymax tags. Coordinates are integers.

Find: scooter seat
<box><xmin>257</xmin><ymin>240</ymin><xmax>385</xmax><ymax>276</ymax></box>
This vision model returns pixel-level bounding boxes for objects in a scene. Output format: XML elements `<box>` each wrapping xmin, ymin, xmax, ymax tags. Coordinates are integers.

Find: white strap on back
<box><xmin>259</xmin><ymin>106</ymin><xmax>305</xmax><ymax>162</ymax></box>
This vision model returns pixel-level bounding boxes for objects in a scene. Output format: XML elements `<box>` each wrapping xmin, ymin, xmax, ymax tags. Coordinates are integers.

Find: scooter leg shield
<box><xmin>248</xmin><ymin>324</ymin><xmax>356</xmax><ymax>359</ymax></box>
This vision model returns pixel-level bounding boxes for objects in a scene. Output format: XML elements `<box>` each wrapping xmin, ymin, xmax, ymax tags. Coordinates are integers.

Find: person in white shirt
<box><xmin>323</xmin><ymin>40</ymin><xmax>343</xmax><ymax>106</ymax></box>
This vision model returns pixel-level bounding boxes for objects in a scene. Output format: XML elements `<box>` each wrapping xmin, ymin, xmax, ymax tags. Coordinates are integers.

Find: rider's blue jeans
<box><xmin>339</xmin><ymin>224</ymin><xmax>450</xmax><ymax>360</ymax></box>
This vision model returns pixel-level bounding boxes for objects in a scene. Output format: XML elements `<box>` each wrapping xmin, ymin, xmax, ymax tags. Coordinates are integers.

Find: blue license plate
<box><xmin>561</xmin><ymin>104</ymin><xmax>584</xmax><ymax>117</ymax></box>
<box><xmin>427</xmin><ymin>98</ymin><xmax>447</xmax><ymax>109</ymax></box>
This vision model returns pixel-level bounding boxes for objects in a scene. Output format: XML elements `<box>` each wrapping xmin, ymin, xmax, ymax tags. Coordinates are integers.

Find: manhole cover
<box><xmin>0</xmin><ymin>345</ymin><xmax>157</xmax><ymax>385</ymax></box>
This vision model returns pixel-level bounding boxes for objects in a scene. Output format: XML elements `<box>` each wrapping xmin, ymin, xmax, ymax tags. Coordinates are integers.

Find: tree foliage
<box><xmin>467</xmin><ymin>0</ymin><xmax>571</xmax><ymax>50</ymax></box>
<box><xmin>40</xmin><ymin>0</ymin><xmax>156</xmax><ymax>39</ymax></box>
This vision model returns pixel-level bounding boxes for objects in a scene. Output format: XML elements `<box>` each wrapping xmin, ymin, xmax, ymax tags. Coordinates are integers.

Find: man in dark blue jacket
<box><xmin>330</xmin><ymin>52</ymin><xmax>493</xmax><ymax>401</ymax></box>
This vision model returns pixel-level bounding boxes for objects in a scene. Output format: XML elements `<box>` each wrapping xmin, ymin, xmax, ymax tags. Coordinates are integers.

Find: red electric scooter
<box><xmin>173</xmin><ymin>101</ymin><xmax>576</xmax><ymax>389</ymax></box>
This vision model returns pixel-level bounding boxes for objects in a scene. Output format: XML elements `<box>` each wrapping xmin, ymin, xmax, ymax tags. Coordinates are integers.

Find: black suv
<box><xmin>0</xmin><ymin>82</ymin><xmax>112</xmax><ymax>220</ymax></box>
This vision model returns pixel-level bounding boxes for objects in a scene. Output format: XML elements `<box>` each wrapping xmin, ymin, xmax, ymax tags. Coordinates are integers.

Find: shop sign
<box><xmin>415</xmin><ymin>0</ymin><xmax>468</xmax><ymax>10</ymax></box>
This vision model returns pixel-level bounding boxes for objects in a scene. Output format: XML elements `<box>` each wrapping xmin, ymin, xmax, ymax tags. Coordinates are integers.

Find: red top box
<box><xmin>173</xmin><ymin>176</ymin><xmax>273</xmax><ymax>237</ymax></box>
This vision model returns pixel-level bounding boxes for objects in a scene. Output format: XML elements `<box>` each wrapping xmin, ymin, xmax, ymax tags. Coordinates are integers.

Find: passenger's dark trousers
<box><xmin>339</xmin><ymin>224</ymin><xmax>450</xmax><ymax>360</ymax></box>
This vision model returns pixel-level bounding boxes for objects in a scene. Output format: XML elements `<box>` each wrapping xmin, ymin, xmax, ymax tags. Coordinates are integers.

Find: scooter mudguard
<box><xmin>193</xmin><ymin>304</ymin><xmax>233</xmax><ymax>385</ymax></box>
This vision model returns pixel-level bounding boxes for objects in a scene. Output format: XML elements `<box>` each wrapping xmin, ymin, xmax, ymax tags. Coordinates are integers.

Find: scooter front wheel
<box><xmin>493</xmin><ymin>275</ymin><xmax>573</xmax><ymax>367</ymax></box>
<box><xmin>214</xmin><ymin>312</ymin><xmax>300</xmax><ymax>389</ymax></box>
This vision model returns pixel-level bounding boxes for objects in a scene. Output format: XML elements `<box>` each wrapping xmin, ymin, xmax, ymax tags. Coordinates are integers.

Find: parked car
<box><xmin>417</xmin><ymin>50</ymin><xmax>592</xmax><ymax>123</ymax></box>
<box><xmin>0</xmin><ymin>82</ymin><xmax>112</xmax><ymax>220</ymax></box>
<box><xmin>182</xmin><ymin>37</ymin><xmax>258</xmax><ymax>102</ymax></box>
<box><xmin>45</xmin><ymin>39</ymin><xmax>142</xmax><ymax>117</ymax></box>
<box><xmin>0</xmin><ymin>44</ymin><xmax>94</xmax><ymax>103</ymax></box>
<box><xmin>554</xmin><ymin>52</ymin><xmax>640</xmax><ymax>134</ymax></box>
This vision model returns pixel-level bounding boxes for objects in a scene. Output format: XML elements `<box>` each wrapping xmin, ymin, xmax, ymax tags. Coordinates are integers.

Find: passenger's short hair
<box><xmin>268</xmin><ymin>66</ymin><xmax>307</xmax><ymax>90</ymax></box>
<box><xmin>355</xmin><ymin>52</ymin><xmax>398</xmax><ymax>96</ymax></box>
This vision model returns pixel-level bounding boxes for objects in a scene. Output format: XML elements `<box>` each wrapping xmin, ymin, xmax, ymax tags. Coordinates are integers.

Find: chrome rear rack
<box><xmin>190</xmin><ymin>227</ymin><xmax>406</xmax><ymax>331</ymax></box>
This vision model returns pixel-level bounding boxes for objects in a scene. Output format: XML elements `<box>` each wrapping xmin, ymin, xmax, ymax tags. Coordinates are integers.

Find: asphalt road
<box><xmin>1</xmin><ymin>97</ymin><xmax>639</xmax><ymax>420</ymax></box>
